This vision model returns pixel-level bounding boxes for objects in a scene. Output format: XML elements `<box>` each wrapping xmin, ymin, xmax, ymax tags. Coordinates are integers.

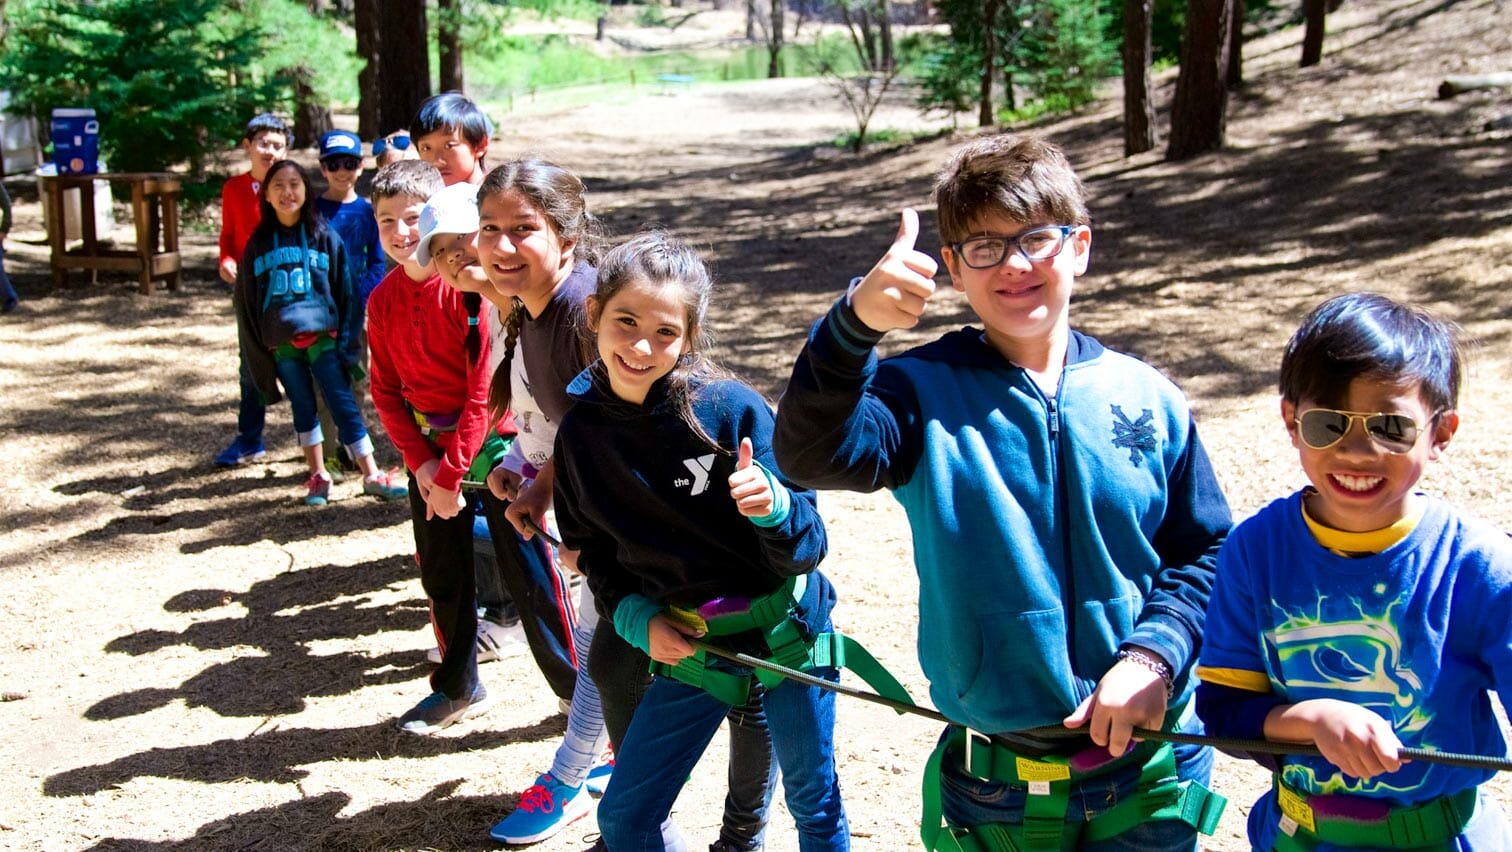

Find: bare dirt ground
<box><xmin>1</xmin><ymin>0</ymin><xmax>1510</xmax><ymax>849</ymax></box>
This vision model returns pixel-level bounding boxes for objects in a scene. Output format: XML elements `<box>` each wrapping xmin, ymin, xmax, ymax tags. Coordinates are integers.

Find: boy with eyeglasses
<box><xmin>774</xmin><ymin>133</ymin><xmax>1232</xmax><ymax>850</ymax></box>
<box><xmin>1196</xmin><ymin>292</ymin><xmax>1512</xmax><ymax>850</ymax></box>
<box><xmin>215</xmin><ymin>112</ymin><xmax>290</xmax><ymax>466</ymax></box>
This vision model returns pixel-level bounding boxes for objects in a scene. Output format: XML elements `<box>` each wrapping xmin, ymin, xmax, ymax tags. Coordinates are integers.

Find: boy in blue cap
<box><xmin>315</xmin><ymin>130</ymin><xmax>386</xmax><ymax>473</ymax></box>
<box><xmin>316</xmin><ymin>130</ymin><xmax>385</xmax><ymax>306</ymax></box>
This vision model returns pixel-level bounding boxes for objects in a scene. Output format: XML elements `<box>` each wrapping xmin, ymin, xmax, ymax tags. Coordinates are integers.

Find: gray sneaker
<box><xmin>396</xmin><ymin>685</ymin><xmax>494</xmax><ymax>735</ymax></box>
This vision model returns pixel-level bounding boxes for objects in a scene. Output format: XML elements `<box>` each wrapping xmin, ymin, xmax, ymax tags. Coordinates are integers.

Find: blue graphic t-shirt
<box><xmin>1201</xmin><ymin>490</ymin><xmax>1512</xmax><ymax>806</ymax></box>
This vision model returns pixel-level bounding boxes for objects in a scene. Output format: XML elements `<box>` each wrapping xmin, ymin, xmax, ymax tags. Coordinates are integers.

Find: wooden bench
<box><xmin>40</xmin><ymin>171</ymin><xmax>182</xmax><ymax>295</ymax></box>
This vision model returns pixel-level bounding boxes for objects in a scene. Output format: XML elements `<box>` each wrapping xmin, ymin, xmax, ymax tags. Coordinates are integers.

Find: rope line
<box><xmin>516</xmin><ymin>517</ymin><xmax>1512</xmax><ymax>774</ymax></box>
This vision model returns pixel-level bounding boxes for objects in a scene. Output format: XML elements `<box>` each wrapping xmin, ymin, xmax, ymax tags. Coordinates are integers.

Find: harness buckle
<box><xmin>964</xmin><ymin>728</ymin><xmax>993</xmax><ymax>778</ymax></box>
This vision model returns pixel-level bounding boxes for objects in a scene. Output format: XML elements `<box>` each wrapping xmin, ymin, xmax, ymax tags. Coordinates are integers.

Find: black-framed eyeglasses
<box><xmin>322</xmin><ymin>155</ymin><xmax>361</xmax><ymax>172</ymax></box>
<box><xmin>952</xmin><ymin>225</ymin><xmax>1077</xmax><ymax>269</ymax></box>
<box><xmin>1294</xmin><ymin>408</ymin><xmax>1429</xmax><ymax>454</ymax></box>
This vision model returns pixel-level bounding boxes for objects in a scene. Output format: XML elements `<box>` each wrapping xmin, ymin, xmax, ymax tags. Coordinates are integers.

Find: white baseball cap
<box><xmin>415</xmin><ymin>182</ymin><xmax>481</xmax><ymax>267</ymax></box>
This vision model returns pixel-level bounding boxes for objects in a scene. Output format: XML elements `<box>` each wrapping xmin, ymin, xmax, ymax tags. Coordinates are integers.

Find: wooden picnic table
<box><xmin>40</xmin><ymin>171</ymin><xmax>182</xmax><ymax>295</ymax></box>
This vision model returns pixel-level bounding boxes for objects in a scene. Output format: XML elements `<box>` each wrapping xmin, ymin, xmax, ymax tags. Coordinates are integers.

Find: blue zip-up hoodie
<box><xmin>233</xmin><ymin>223</ymin><xmax>358</xmax><ymax>403</ymax></box>
<box><xmin>774</xmin><ymin>297</ymin><xmax>1231</xmax><ymax>734</ymax></box>
<box><xmin>553</xmin><ymin>364</ymin><xmax>833</xmax><ymax>643</ymax></box>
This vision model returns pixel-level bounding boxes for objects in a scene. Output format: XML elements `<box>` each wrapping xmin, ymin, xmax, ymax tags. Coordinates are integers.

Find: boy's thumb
<box><xmin>736</xmin><ymin>437</ymin><xmax>754</xmax><ymax>470</ymax></box>
<box><xmin>893</xmin><ymin>208</ymin><xmax>920</xmax><ymax>252</ymax></box>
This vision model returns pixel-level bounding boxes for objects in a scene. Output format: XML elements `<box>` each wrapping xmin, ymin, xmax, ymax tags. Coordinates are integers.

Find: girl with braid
<box><xmin>475</xmin><ymin>159</ymin><xmax>777</xmax><ymax>851</ymax></box>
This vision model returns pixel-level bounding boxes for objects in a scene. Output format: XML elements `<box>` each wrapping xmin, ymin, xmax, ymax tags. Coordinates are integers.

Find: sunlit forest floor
<box><xmin>1</xmin><ymin>0</ymin><xmax>1508</xmax><ymax>848</ymax></box>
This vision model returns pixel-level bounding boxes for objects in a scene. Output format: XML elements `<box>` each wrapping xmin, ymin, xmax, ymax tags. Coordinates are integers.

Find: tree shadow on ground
<box><xmin>584</xmin><ymin>77</ymin><xmax>1511</xmax><ymax>406</ymax></box>
<box><xmin>79</xmin><ymin>782</ymin><xmax>596</xmax><ymax>851</ymax></box>
<box><xmin>47</xmin><ymin>716</ymin><xmax>562</xmax><ymax>798</ymax></box>
<box><xmin>92</xmin><ymin>555</ymin><xmax>425</xmax><ymax>719</ymax></box>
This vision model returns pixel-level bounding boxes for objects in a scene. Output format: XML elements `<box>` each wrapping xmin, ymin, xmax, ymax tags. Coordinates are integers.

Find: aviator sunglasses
<box><xmin>1294</xmin><ymin>408</ymin><xmax>1431</xmax><ymax>454</ymax></box>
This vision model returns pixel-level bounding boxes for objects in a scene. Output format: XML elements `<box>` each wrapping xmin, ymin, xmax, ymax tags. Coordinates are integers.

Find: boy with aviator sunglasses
<box><xmin>1196</xmin><ymin>292</ymin><xmax>1512</xmax><ymax>850</ymax></box>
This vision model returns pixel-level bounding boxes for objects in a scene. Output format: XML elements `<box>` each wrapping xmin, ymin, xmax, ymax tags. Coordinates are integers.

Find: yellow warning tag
<box><xmin>665</xmin><ymin>606</ymin><xmax>708</xmax><ymax>634</ymax></box>
<box><xmin>1277</xmin><ymin>785</ymin><xmax>1317</xmax><ymax>834</ymax></box>
<box><xmin>1015</xmin><ymin>757</ymin><xmax>1071</xmax><ymax>783</ymax></box>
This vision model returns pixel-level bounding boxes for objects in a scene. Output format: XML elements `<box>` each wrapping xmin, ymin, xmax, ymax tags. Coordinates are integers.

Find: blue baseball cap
<box><xmin>319</xmin><ymin>130</ymin><xmax>362</xmax><ymax>160</ymax></box>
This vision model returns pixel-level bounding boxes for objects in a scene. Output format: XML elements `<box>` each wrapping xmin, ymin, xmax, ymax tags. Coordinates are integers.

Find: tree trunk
<box><xmin>438</xmin><ymin>0</ymin><xmax>464</xmax><ymax>92</ymax></box>
<box><xmin>1122</xmin><ymin>0</ymin><xmax>1158</xmax><ymax>155</ymax></box>
<box><xmin>857</xmin><ymin>8</ymin><xmax>878</xmax><ymax>72</ymax></box>
<box><xmin>878</xmin><ymin>0</ymin><xmax>894</xmax><ymax>72</ymax></box>
<box><xmin>378</xmin><ymin>0</ymin><xmax>430</xmax><ymax>136</ymax></box>
<box><xmin>1301</xmin><ymin>0</ymin><xmax>1326</xmax><ymax>67</ymax></box>
<box><xmin>746</xmin><ymin>0</ymin><xmax>756</xmax><ymax>41</ymax></box>
<box><xmin>1227</xmin><ymin>0</ymin><xmax>1244</xmax><ymax>87</ymax></box>
<box><xmin>354</xmin><ymin>0</ymin><xmax>381</xmax><ymax>137</ymax></box>
<box><xmin>767</xmin><ymin>0</ymin><xmax>783</xmax><ymax>77</ymax></box>
<box><xmin>979</xmin><ymin>0</ymin><xmax>1000</xmax><ymax>127</ymax></box>
<box><xmin>291</xmin><ymin>65</ymin><xmax>333</xmax><ymax>148</ymax></box>
<box><xmin>1167</xmin><ymin>0</ymin><xmax>1232</xmax><ymax>160</ymax></box>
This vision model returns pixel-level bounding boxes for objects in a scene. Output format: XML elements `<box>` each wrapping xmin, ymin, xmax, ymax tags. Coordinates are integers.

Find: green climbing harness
<box><xmin>1268</xmin><ymin>776</ymin><xmax>1478</xmax><ymax>851</ymax></box>
<box><xmin>650</xmin><ymin>574</ymin><xmax>912</xmax><ymax>708</ymax></box>
<box><xmin>920</xmin><ymin>725</ymin><xmax>1226</xmax><ymax>852</ymax></box>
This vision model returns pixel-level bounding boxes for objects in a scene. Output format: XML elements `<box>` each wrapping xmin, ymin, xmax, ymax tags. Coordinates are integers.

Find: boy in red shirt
<box><xmin>215</xmin><ymin>113</ymin><xmax>290</xmax><ymax>466</ymax></box>
<box><xmin>366</xmin><ymin>160</ymin><xmax>496</xmax><ymax>732</ymax></box>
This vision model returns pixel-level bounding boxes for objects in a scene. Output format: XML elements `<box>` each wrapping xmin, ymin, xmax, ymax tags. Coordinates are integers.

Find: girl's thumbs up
<box><xmin>736</xmin><ymin>437</ymin><xmax>754</xmax><ymax>471</ymax></box>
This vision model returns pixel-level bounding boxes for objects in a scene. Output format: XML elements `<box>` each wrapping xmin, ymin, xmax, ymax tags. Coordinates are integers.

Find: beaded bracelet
<box><xmin>1117</xmin><ymin>647</ymin><xmax>1175</xmax><ymax>697</ymax></box>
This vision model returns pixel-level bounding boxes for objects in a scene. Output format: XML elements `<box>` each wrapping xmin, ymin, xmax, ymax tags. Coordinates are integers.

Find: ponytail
<box><xmin>487</xmin><ymin>299</ymin><xmax>525</xmax><ymax>425</ymax></box>
<box><xmin>464</xmin><ymin>292</ymin><xmax>483</xmax><ymax>364</ymax></box>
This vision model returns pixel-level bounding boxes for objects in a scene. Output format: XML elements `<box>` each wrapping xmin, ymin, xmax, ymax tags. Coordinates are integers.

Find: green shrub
<box><xmin>0</xmin><ymin>0</ymin><xmax>286</xmax><ymax>174</ymax></box>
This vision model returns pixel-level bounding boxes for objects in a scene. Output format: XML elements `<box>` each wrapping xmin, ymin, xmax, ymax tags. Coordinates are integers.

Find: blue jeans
<box><xmin>588</xmin><ymin>624</ymin><xmax>776</xmax><ymax>849</ymax></box>
<box><xmin>272</xmin><ymin>346</ymin><xmax>371</xmax><ymax>457</ymax></box>
<box><xmin>940</xmin><ymin>733</ymin><xmax>1214</xmax><ymax>851</ymax></box>
<box><xmin>597</xmin><ymin>576</ymin><xmax>848</xmax><ymax>852</ymax></box>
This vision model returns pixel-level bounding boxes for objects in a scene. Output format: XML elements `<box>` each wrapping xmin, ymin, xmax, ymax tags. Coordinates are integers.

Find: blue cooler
<box><xmin>51</xmin><ymin>108</ymin><xmax>100</xmax><ymax>175</ymax></box>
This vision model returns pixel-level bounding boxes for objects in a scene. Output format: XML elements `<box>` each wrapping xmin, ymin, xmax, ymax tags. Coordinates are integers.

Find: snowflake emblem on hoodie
<box><xmin>1110</xmin><ymin>404</ymin><xmax>1157</xmax><ymax>465</ymax></box>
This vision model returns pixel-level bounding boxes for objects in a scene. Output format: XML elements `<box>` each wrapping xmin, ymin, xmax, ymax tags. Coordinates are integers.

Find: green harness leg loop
<box><xmin>655</xmin><ymin>652</ymin><xmax>753</xmax><ymax>706</ymax></box>
<box><xmin>1267</xmin><ymin>777</ymin><xmax>1475</xmax><ymax>851</ymax></box>
<box><xmin>656</xmin><ymin>575</ymin><xmax>916</xmax><ymax>711</ymax></box>
<box><xmin>462</xmin><ymin>433</ymin><xmax>513</xmax><ymax>489</ymax></box>
<box><xmin>920</xmin><ymin>727</ymin><xmax>1227</xmax><ymax>852</ymax></box>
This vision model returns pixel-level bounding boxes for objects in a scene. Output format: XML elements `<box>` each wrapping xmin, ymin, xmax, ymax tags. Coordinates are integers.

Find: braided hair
<box><xmin>464</xmin><ymin>291</ymin><xmax>483</xmax><ymax>364</ymax></box>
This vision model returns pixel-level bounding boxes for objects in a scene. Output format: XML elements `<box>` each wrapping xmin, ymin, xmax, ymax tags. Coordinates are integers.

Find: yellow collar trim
<box><xmin>1300</xmin><ymin>489</ymin><xmax>1422</xmax><ymax>557</ymax></box>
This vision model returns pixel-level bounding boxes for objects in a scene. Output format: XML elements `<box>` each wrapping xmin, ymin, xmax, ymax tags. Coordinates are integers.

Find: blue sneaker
<box><xmin>214</xmin><ymin>436</ymin><xmax>266</xmax><ymax>466</ymax></box>
<box><xmin>489</xmin><ymin>772</ymin><xmax>593</xmax><ymax>844</ymax></box>
<box><xmin>361</xmin><ymin>470</ymin><xmax>408</xmax><ymax>501</ymax></box>
<box><xmin>585</xmin><ymin>759</ymin><xmax>614</xmax><ymax>796</ymax></box>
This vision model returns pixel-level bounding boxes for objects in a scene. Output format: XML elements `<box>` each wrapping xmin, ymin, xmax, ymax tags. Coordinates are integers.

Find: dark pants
<box><xmin>1</xmin><ymin>242</ymin><xmax>16</xmax><ymax>308</ymax></box>
<box><xmin>588</xmin><ymin>625</ymin><xmax>777</xmax><ymax>849</ymax></box>
<box><xmin>407</xmin><ymin>473</ymin><xmax>479</xmax><ymax>701</ymax></box>
<box><xmin>479</xmin><ymin>491</ymin><xmax>578</xmax><ymax>701</ymax></box>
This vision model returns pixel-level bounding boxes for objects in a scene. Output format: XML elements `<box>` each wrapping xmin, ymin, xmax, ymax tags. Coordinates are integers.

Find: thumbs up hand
<box><xmin>850</xmin><ymin>208</ymin><xmax>940</xmax><ymax>334</ymax></box>
<box><xmin>728</xmin><ymin>437</ymin><xmax>776</xmax><ymax>519</ymax></box>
